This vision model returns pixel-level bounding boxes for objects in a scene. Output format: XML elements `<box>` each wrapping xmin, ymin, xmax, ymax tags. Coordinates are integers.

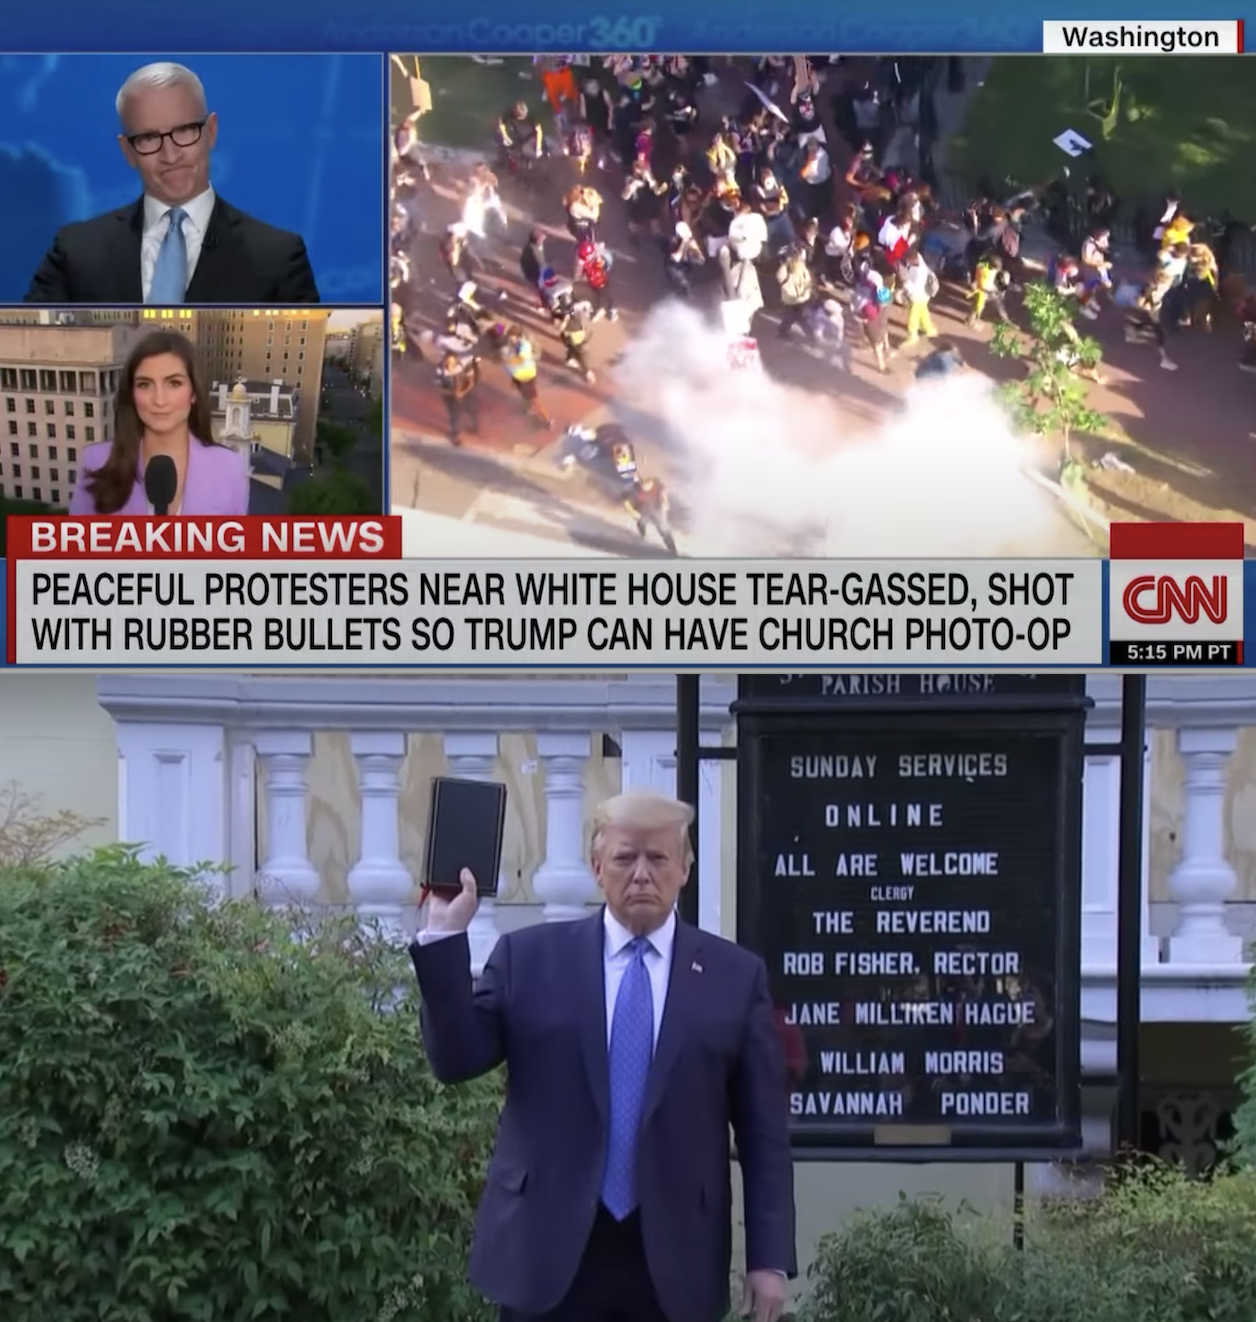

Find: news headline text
<box><xmin>11</xmin><ymin>559</ymin><xmax>1104</xmax><ymax>667</ymax></box>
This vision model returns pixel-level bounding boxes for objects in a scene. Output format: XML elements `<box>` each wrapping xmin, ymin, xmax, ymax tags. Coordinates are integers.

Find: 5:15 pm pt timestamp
<box><xmin>1109</xmin><ymin>640</ymin><xmax>1243</xmax><ymax>667</ymax></box>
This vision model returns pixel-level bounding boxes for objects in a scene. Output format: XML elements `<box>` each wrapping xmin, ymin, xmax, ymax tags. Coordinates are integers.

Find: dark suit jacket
<box><xmin>410</xmin><ymin>912</ymin><xmax>797</xmax><ymax>1322</ymax></box>
<box><xmin>24</xmin><ymin>196</ymin><xmax>320</xmax><ymax>304</ymax></box>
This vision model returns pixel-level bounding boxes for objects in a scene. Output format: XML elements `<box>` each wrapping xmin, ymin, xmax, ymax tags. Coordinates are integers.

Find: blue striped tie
<box><xmin>148</xmin><ymin>207</ymin><xmax>188</xmax><ymax>304</ymax></box>
<box><xmin>601</xmin><ymin>936</ymin><xmax>654</xmax><ymax>1219</ymax></box>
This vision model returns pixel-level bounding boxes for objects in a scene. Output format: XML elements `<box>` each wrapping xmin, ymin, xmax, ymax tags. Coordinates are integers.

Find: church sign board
<box><xmin>735</xmin><ymin>674</ymin><xmax>1088</xmax><ymax>1160</ymax></box>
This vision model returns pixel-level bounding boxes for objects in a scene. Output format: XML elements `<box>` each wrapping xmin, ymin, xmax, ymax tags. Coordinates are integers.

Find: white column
<box><xmin>444</xmin><ymin>733</ymin><xmax>506</xmax><ymax>973</ymax></box>
<box><xmin>346</xmin><ymin>732</ymin><xmax>412</xmax><ymax>933</ymax></box>
<box><xmin>254</xmin><ymin>731</ymin><xmax>320</xmax><ymax>906</ymax></box>
<box><xmin>112</xmin><ymin>720</ymin><xmax>228</xmax><ymax>885</ymax></box>
<box><xmin>1167</xmin><ymin>727</ymin><xmax>1243</xmax><ymax>964</ymax></box>
<box><xmin>531</xmin><ymin>732</ymin><xmax>597</xmax><ymax>921</ymax></box>
<box><xmin>1080</xmin><ymin>739</ymin><xmax>1158</xmax><ymax>968</ymax></box>
<box><xmin>620</xmin><ymin>728</ymin><xmax>726</xmax><ymax>936</ymax></box>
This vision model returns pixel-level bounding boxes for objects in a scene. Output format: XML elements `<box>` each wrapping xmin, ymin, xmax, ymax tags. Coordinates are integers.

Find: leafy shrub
<box><xmin>802</xmin><ymin>1161</ymin><xmax>1256</xmax><ymax>1322</ymax></box>
<box><xmin>0</xmin><ymin>848</ymin><xmax>500</xmax><ymax>1322</ymax></box>
<box><xmin>1230</xmin><ymin>969</ymin><xmax>1256</xmax><ymax>1162</ymax></box>
<box><xmin>0</xmin><ymin>780</ymin><xmax>103</xmax><ymax>866</ymax></box>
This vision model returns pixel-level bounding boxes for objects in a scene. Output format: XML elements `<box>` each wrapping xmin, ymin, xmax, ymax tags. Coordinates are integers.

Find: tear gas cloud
<box><xmin>613</xmin><ymin>302</ymin><xmax>1088</xmax><ymax>557</ymax></box>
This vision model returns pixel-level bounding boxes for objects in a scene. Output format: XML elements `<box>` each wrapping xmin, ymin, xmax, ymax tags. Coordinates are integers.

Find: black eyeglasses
<box><xmin>127</xmin><ymin>119</ymin><xmax>207</xmax><ymax>155</ymax></box>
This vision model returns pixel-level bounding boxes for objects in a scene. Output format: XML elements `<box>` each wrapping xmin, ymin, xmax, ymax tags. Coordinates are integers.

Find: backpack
<box><xmin>780</xmin><ymin>254</ymin><xmax>813</xmax><ymax>305</ymax></box>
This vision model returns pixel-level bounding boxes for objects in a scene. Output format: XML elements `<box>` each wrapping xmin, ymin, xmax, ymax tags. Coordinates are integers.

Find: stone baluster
<box><xmin>346</xmin><ymin>732</ymin><xmax>412</xmax><ymax>938</ymax></box>
<box><xmin>531</xmin><ymin>733</ymin><xmax>597</xmax><ymax>922</ymax></box>
<box><xmin>443</xmin><ymin>733</ymin><xmax>507</xmax><ymax>973</ymax></box>
<box><xmin>254</xmin><ymin>731</ymin><xmax>320</xmax><ymax>906</ymax></box>
<box><xmin>1166</xmin><ymin>727</ymin><xmax>1243</xmax><ymax>964</ymax></box>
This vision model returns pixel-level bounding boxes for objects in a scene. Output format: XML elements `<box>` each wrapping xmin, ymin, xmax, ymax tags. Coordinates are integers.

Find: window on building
<box><xmin>38</xmin><ymin>370</ymin><xmax>55</xmax><ymax>391</ymax></box>
<box><xmin>19</xmin><ymin>369</ymin><xmax>36</xmax><ymax>390</ymax></box>
<box><xmin>12</xmin><ymin>464</ymin><xmax>20</xmax><ymax>478</ymax></box>
<box><xmin>33</xmin><ymin>488</ymin><xmax>41</xmax><ymax>502</ymax></box>
<box><xmin>48</xmin><ymin>445</ymin><xmax>57</xmax><ymax>460</ymax></box>
<box><xmin>6</xmin><ymin>421</ymin><xmax>14</xmax><ymax>436</ymax></box>
<box><xmin>68</xmin><ymin>469</ymin><xmax>77</xmax><ymax>486</ymax></box>
<box><xmin>68</xmin><ymin>448</ymin><xmax>78</xmax><ymax>461</ymax></box>
<box><xmin>8</xmin><ymin>442</ymin><xmax>17</xmax><ymax>457</ymax></box>
<box><xmin>31</xmin><ymin>466</ymin><xmax>40</xmax><ymax>481</ymax></box>
<box><xmin>46</xmin><ymin>424</ymin><xmax>56</xmax><ymax>439</ymax></box>
<box><xmin>13</xmin><ymin>485</ymin><xmax>22</xmax><ymax>499</ymax></box>
<box><xmin>44</xmin><ymin>399</ymin><xmax>55</xmax><ymax>415</ymax></box>
<box><xmin>65</xmin><ymin>426</ymin><xmax>75</xmax><ymax>441</ymax></box>
<box><xmin>4</xmin><ymin>398</ymin><xmax>13</xmax><ymax>413</ymax></box>
<box><xmin>28</xmin><ymin>443</ymin><xmax>37</xmax><ymax>458</ymax></box>
<box><xmin>0</xmin><ymin>367</ymin><xmax>16</xmax><ymax>390</ymax></box>
<box><xmin>26</xmin><ymin>422</ymin><xmax>36</xmax><ymax>438</ymax></box>
<box><xmin>79</xmin><ymin>372</ymin><xmax>96</xmax><ymax>393</ymax></box>
<box><xmin>25</xmin><ymin>399</ymin><xmax>35</xmax><ymax>414</ymax></box>
<box><xmin>59</xmin><ymin>371</ymin><xmax>75</xmax><ymax>392</ymax></box>
<box><xmin>64</xmin><ymin>401</ymin><xmax>74</xmax><ymax>416</ymax></box>
<box><xmin>51</xmin><ymin>489</ymin><xmax>60</xmax><ymax>505</ymax></box>
<box><xmin>84</xmin><ymin>402</ymin><xmax>95</xmax><ymax>418</ymax></box>
<box><xmin>50</xmin><ymin>468</ymin><xmax>59</xmax><ymax>482</ymax></box>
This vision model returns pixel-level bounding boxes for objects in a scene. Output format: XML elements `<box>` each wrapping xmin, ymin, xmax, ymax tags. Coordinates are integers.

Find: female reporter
<box><xmin>68</xmin><ymin>331</ymin><xmax>250</xmax><ymax>516</ymax></box>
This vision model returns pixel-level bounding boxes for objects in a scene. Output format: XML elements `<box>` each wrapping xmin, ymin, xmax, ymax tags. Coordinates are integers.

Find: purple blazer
<box><xmin>67</xmin><ymin>438</ymin><xmax>250</xmax><ymax>516</ymax></box>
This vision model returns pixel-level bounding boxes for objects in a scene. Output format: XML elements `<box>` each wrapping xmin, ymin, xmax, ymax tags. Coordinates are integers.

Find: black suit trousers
<box><xmin>502</xmin><ymin>1206</ymin><xmax>670</xmax><ymax>1322</ymax></box>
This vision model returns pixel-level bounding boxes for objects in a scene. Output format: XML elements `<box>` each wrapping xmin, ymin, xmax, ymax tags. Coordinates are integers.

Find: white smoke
<box><xmin>613</xmin><ymin>302</ymin><xmax>1085</xmax><ymax>557</ymax></box>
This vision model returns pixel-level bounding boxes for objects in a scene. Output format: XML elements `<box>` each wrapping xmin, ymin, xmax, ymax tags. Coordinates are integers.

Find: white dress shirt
<box><xmin>602</xmin><ymin>906</ymin><xmax>674</xmax><ymax>1048</ymax></box>
<box><xmin>141</xmin><ymin>187</ymin><xmax>216</xmax><ymax>302</ymax></box>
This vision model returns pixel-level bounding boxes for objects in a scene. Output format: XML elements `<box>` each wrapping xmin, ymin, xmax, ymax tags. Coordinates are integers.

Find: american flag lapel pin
<box><xmin>692</xmin><ymin>961</ymin><xmax>703</xmax><ymax>973</ymax></box>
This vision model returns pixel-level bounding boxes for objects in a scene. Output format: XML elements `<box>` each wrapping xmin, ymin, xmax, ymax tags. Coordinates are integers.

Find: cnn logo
<box><xmin>1122</xmin><ymin>574</ymin><xmax>1227</xmax><ymax>625</ymax></box>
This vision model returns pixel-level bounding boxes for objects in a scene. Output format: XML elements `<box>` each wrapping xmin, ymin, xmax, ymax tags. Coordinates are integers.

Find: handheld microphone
<box><xmin>145</xmin><ymin>454</ymin><xmax>178</xmax><ymax>515</ymax></box>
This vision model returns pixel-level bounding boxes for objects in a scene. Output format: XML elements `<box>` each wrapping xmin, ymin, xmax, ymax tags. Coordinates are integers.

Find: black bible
<box><xmin>423</xmin><ymin>776</ymin><xmax>507</xmax><ymax>897</ymax></box>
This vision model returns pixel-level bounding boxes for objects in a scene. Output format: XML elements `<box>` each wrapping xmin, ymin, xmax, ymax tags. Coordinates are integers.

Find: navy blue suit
<box><xmin>410</xmin><ymin>911</ymin><xmax>796</xmax><ymax>1322</ymax></box>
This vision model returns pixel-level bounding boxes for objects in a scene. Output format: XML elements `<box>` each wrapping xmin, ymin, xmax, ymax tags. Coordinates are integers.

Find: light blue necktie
<box><xmin>601</xmin><ymin>936</ymin><xmax>654</xmax><ymax>1220</ymax></box>
<box><xmin>148</xmin><ymin>207</ymin><xmax>188</xmax><ymax>304</ymax></box>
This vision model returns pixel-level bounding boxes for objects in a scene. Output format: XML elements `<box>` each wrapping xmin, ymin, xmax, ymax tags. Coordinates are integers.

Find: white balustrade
<box><xmin>346</xmin><ymin>732</ymin><xmax>412</xmax><ymax>935</ymax></box>
<box><xmin>443</xmin><ymin>732</ymin><xmax>506</xmax><ymax>971</ymax></box>
<box><xmin>253</xmin><ymin>731</ymin><xmax>320</xmax><ymax>906</ymax></box>
<box><xmin>94</xmin><ymin>670</ymin><xmax>1256</xmax><ymax>1014</ymax></box>
<box><xmin>530</xmin><ymin>732</ymin><xmax>599</xmax><ymax>921</ymax></box>
<box><xmin>1167</xmin><ymin>727</ymin><xmax>1243</xmax><ymax>964</ymax></box>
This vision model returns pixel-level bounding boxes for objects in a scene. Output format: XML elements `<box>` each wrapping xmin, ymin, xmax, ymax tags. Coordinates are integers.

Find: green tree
<box><xmin>365</xmin><ymin>394</ymin><xmax>384</xmax><ymax>440</ymax></box>
<box><xmin>989</xmin><ymin>284</ymin><xmax>1108</xmax><ymax>464</ymax></box>
<box><xmin>315</xmin><ymin>418</ymin><xmax>359</xmax><ymax>465</ymax></box>
<box><xmin>287</xmin><ymin>470</ymin><xmax>379</xmax><ymax>515</ymax></box>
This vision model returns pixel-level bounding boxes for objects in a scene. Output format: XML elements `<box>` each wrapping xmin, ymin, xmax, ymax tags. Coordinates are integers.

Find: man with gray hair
<box><xmin>25</xmin><ymin>60</ymin><xmax>319</xmax><ymax>305</ymax></box>
<box><xmin>411</xmin><ymin>789</ymin><xmax>796</xmax><ymax>1322</ymax></box>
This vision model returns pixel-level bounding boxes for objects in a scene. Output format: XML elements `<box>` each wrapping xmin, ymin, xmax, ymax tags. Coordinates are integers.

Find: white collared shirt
<box><xmin>603</xmin><ymin>906</ymin><xmax>674</xmax><ymax>1049</ymax></box>
<box><xmin>141</xmin><ymin>187</ymin><xmax>216</xmax><ymax>302</ymax></box>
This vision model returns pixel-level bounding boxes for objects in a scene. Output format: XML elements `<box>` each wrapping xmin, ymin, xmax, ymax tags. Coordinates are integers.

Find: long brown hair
<box><xmin>86</xmin><ymin>330</ymin><xmax>216</xmax><ymax>514</ymax></box>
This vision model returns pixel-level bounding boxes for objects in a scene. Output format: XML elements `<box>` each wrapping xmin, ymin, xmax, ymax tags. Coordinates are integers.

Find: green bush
<box><xmin>1230</xmin><ymin>970</ymin><xmax>1256</xmax><ymax>1162</ymax></box>
<box><xmin>803</xmin><ymin>1161</ymin><xmax>1256</xmax><ymax>1322</ymax></box>
<box><xmin>0</xmin><ymin>847</ymin><xmax>500</xmax><ymax>1322</ymax></box>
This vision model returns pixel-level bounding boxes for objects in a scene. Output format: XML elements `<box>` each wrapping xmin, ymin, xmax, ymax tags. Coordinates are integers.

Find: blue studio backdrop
<box><xmin>0</xmin><ymin>53</ymin><xmax>384</xmax><ymax>304</ymax></box>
